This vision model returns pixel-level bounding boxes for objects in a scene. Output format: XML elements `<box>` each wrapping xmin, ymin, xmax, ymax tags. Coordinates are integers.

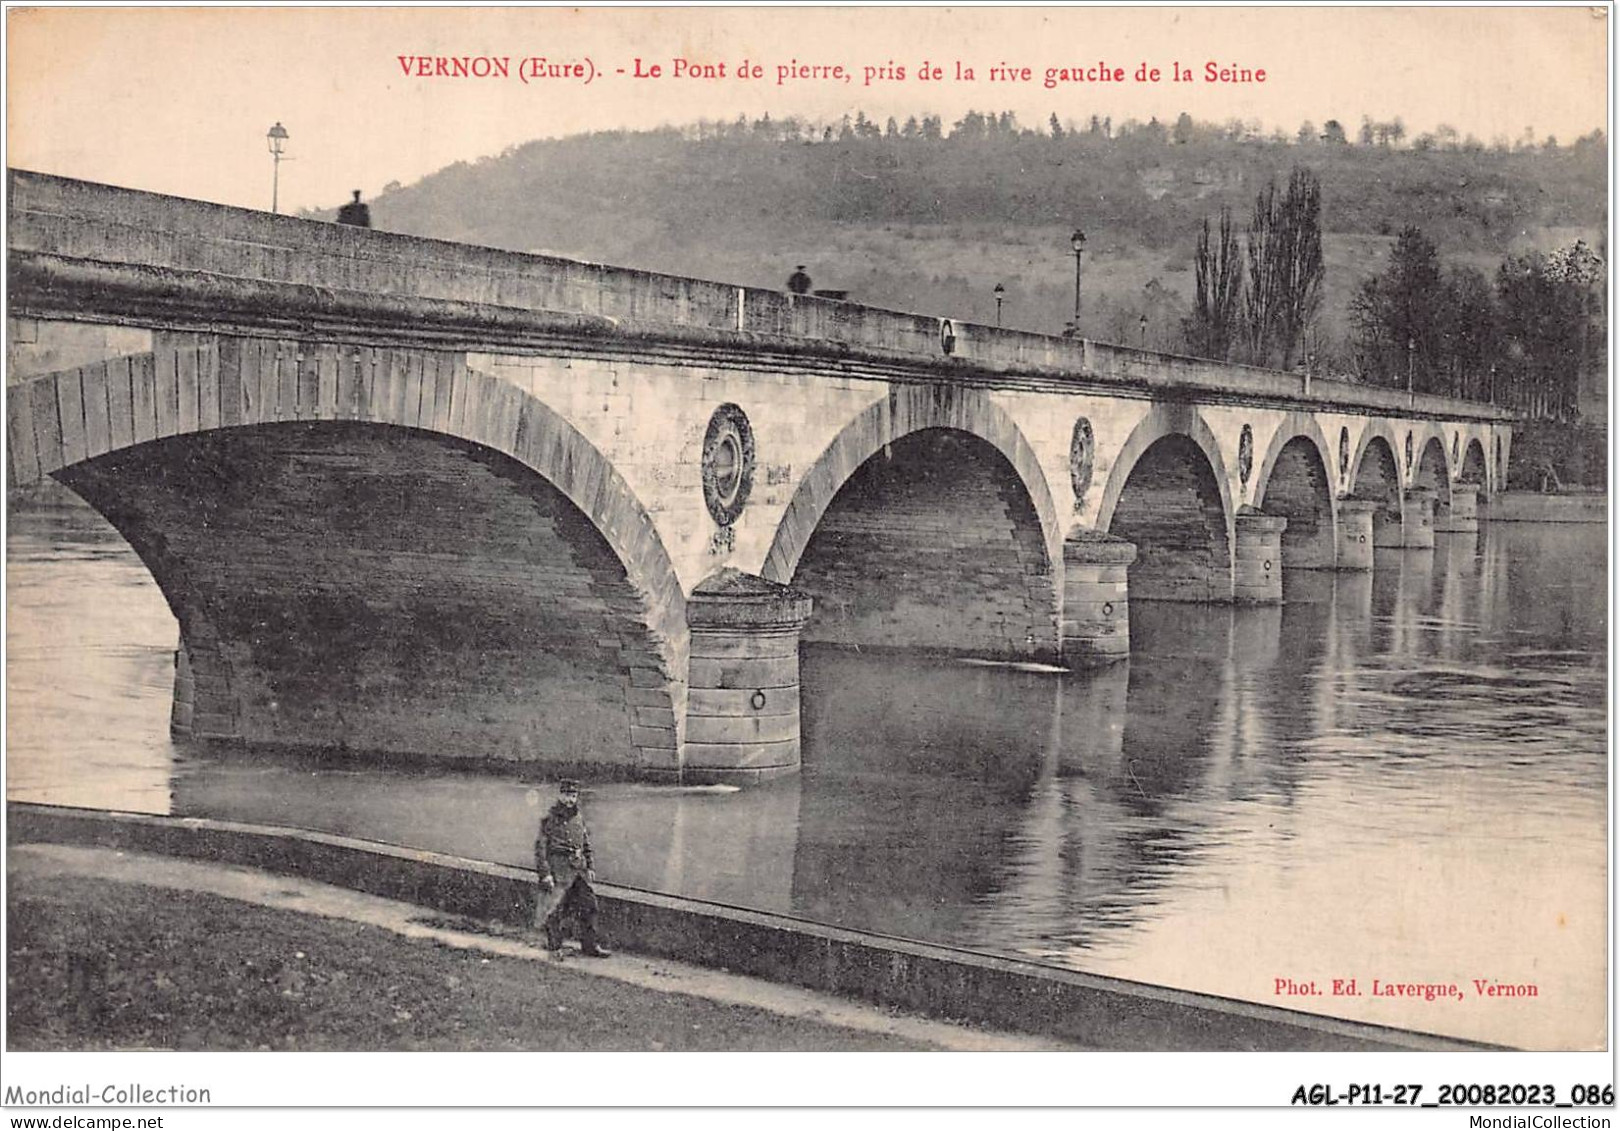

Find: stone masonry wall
<box><xmin>60</xmin><ymin>423</ymin><xmax>674</xmax><ymax>774</ymax></box>
<box><xmin>792</xmin><ymin>430</ymin><xmax>1056</xmax><ymax>659</ymax></box>
<box><xmin>1107</xmin><ymin>434</ymin><xmax>1232</xmax><ymax>602</ymax></box>
<box><xmin>1353</xmin><ymin>438</ymin><xmax>1404</xmax><ymax>541</ymax></box>
<box><xmin>1260</xmin><ymin>437</ymin><xmax>1335</xmax><ymax>568</ymax></box>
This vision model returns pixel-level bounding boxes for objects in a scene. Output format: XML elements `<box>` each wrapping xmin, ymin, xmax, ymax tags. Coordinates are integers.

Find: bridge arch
<box><xmin>12</xmin><ymin>342</ymin><xmax>688</xmax><ymax>775</ymax></box>
<box><xmin>762</xmin><ymin>385</ymin><xmax>1061</xmax><ymax>660</ymax></box>
<box><xmin>1096</xmin><ymin>406</ymin><xmax>1234</xmax><ymax>602</ymax></box>
<box><xmin>1412</xmin><ymin>430</ymin><xmax>1452</xmax><ymax>503</ymax></box>
<box><xmin>1459</xmin><ymin>437</ymin><xmax>1488</xmax><ymax>485</ymax></box>
<box><xmin>763</xmin><ymin>385</ymin><xmax>1061</xmax><ymax>581</ymax></box>
<box><xmin>1348</xmin><ymin>419</ymin><xmax>1405</xmax><ymax>495</ymax></box>
<box><xmin>1349</xmin><ymin>423</ymin><xmax>1404</xmax><ymax>546</ymax></box>
<box><xmin>1252</xmin><ymin>414</ymin><xmax>1338</xmax><ymax>570</ymax></box>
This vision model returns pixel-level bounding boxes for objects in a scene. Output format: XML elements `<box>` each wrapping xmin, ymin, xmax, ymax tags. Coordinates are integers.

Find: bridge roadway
<box><xmin>5</xmin><ymin>170</ymin><xmax>1512</xmax><ymax>783</ymax></box>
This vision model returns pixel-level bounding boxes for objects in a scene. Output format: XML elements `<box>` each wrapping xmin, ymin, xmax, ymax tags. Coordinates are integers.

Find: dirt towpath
<box><xmin>8</xmin><ymin>842</ymin><xmax>1077</xmax><ymax>1052</ymax></box>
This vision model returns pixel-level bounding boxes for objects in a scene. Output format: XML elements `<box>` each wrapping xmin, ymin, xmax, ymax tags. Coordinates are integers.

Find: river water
<box><xmin>5</xmin><ymin>496</ymin><xmax>1608</xmax><ymax>1049</ymax></box>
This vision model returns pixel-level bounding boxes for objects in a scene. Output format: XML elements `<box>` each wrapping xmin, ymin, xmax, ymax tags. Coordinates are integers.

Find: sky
<box><xmin>6</xmin><ymin>6</ymin><xmax>1612</xmax><ymax>215</ymax></box>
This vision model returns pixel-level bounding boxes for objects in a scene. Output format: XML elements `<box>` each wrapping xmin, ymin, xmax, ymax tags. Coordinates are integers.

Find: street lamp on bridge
<box><xmin>1069</xmin><ymin>229</ymin><xmax>1087</xmax><ymax>334</ymax></box>
<box><xmin>993</xmin><ymin>282</ymin><xmax>1005</xmax><ymax>327</ymax></box>
<box><xmin>266</xmin><ymin>122</ymin><xmax>290</xmax><ymax>214</ymax></box>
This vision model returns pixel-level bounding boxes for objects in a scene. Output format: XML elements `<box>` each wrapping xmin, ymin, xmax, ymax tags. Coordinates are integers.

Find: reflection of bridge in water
<box><xmin>153</xmin><ymin>532</ymin><xmax>1534</xmax><ymax>956</ymax></box>
<box><xmin>7</xmin><ymin>496</ymin><xmax>1607</xmax><ymax>1044</ymax></box>
<box><xmin>9</xmin><ymin>169</ymin><xmax>1511</xmax><ymax>783</ymax></box>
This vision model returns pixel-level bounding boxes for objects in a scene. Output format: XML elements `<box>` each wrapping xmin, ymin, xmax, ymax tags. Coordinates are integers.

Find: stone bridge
<box><xmin>6</xmin><ymin>171</ymin><xmax>1512</xmax><ymax>783</ymax></box>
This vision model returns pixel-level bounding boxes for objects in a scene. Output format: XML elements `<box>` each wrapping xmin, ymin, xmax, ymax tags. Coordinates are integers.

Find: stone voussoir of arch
<box><xmin>760</xmin><ymin>383</ymin><xmax>1062</xmax><ymax>586</ymax></box>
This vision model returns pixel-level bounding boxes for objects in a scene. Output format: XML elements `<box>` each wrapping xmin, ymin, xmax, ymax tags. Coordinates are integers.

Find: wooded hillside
<box><xmin>310</xmin><ymin>114</ymin><xmax>1606</xmax><ymax>365</ymax></box>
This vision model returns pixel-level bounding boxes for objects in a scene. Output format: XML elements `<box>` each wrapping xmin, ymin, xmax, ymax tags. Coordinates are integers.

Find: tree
<box><xmin>951</xmin><ymin>110</ymin><xmax>986</xmax><ymax>141</ymax></box>
<box><xmin>1241</xmin><ymin>182</ymin><xmax>1279</xmax><ymax>363</ymax></box>
<box><xmin>1049</xmin><ymin>112</ymin><xmax>1064</xmax><ymax>139</ymax></box>
<box><xmin>1184</xmin><ymin>207</ymin><xmax>1243</xmax><ymax>360</ymax></box>
<box><xmin>1497</xmin><ymin>242</ymin><xmax>1604</xmax><ymax>420</ymax></box>
<box><xmin>1172</xmin><ymin>112</ymin><xmax>1195</xmax><ymax>144</ymax></box>
<box><xmin>1322</xmin><ymin>119</ymin><xmax>1348</xmax><ymax>145</ymax></box>
<box><xmin>1440</xmin><ymin>267</ymin><xmax>1499</xmax><ymax>401</ymax></box>
<box><xmin>1239</xmin><ymin>168</ymin><xmax>1324</xmax><ymax>368</ymax></box>
<box><xmin>1273</xmin><ymin>167</ymin><xmax>1325</xmax><ymax>368</ymax></box>
<box><xmin>1573</xmin><ymin>127</ymin><xmax>1606</xmax><ymax>154</ymax></box>
<box><xmin>1349</xmin><ymin>226</ymin><xmax>1446</xmax><ymax>392</ymax></box>
<box><xmin>1297</xmin><ymin>120</ymin><xmax>1317</xmax><ymax>145</ymax></box>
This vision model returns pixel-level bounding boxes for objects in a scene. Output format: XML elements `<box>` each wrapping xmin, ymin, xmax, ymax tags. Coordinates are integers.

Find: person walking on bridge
<box><xmin>336</xmin><ymin>190</ymin><xmax>371</xmax><ymax>228</ymax></box>
<box><xmin>533</xmin><ymin>780</ymin><xmax>612</xmax><ymax>957</ymax></box>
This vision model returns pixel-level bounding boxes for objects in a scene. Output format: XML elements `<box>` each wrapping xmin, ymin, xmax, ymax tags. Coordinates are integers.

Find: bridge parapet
<box><xmin>10</xmin><ymin>170</ymin><xmax>1507</xmax><ymax>424</ymax></box>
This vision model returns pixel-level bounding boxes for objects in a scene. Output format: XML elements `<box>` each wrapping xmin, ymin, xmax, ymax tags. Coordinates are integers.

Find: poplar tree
<box><xmin>1241</xmin><ymin>167</ymin><xmax>1324</xmax><ymax>368</ymax></box>
<box><xmin>1274</xmin><ymin>167</ymin><xmax>1325</xmax><ymax>368</ymax></box>
<box><xmin>1242</xmin><ymin>180</ymin><xmax>1282</xmax><ymax>364</ymax></box>
<box><xmin>1185</xmin><ymin>207</ymin><xmax>1243</xmax><ymax>359</ymax></box>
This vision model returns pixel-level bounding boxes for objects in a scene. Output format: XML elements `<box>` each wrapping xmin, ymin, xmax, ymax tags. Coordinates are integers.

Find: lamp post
<box><xmin>1505</xmin><ymin>339</ymin><xmax>1526</xmax><ymax>414</ymax></box>
<box><xmin>993</xmin><ymin>283</ymin><xmax>1005</xmax><ymax>327</ymax></box>
<box><xmin>1139</xmin><ymin>313</ymin><xmax>1148</xmax><ymax>347</ymax></box>
<box><xmin>266</xmin><ymin>122</ymin><xmax>289</xmax><ymax>214</ymax></box>
<box><xmin>1070</xmin><ymin>229</ymin><xmax>1086</xmax><ymax>333</ymax></box>
<box><xmin>1406</xmin><ymin>336</ymin><xmax>1416</xmax><ymax>398</ymax></box>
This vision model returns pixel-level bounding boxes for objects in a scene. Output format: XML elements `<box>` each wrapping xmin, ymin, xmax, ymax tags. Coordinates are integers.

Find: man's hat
<box><xmin>558</xmin><ymin>779</ymin><xmax>581</xmax><ymax>792</ymax></box>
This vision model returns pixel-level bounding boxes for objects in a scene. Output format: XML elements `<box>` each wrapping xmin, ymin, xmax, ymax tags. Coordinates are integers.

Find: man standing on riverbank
<box><xmin>533</xmin><ymin>780</ymin><xmax>611</xmax><ymax>957</ymax></box>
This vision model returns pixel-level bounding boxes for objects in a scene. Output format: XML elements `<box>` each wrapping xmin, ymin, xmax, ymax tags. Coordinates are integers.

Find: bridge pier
<box><xmin>1334</xmin><ymin>499</ymin><xmax>1378</xmax><ymax>571</ymax></box>
<box><xmin>682</xmin><ymin>570</ymin><xmax>813</xmax><ymax>783</ymax></box>
<box><xmin>1233</xmin><ymin>509</ymin><xmax>1287</xmax><ymax>604</ymax></box>
<box><xmin>170</xmin><ymin>643</ymin><xmax>195</xmax><ymax>736</ymax></box>
<box><xmin>1434</xmin><ymin>484</ymin><xmax>1479</xmax><ymax>534</ymax></box>
<box><xmin>168</xmin><ymin>637</ymin><xmax>239</xmax><ymax>742</ymax></box>
<box><xmin>1059</xmin><ymin>531</ymin><xmax>1137</xmax><ymax>667</ymax></box>
<box><xmin>1402</xmin><ymin>488</ymin><xmax>1437</xmax><ymax>549</ymax></box>
<box><xmin>1371</xmin><ymin>500</ymin><xmax>1405</xmax><ymax>549</ymax></box>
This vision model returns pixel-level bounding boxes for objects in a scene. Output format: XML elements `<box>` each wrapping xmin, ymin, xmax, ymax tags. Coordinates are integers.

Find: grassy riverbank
<box><xmin>6</xmin><ymin>868</ymin><xmax>933</xmax><ymax>1051</ymax></box>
